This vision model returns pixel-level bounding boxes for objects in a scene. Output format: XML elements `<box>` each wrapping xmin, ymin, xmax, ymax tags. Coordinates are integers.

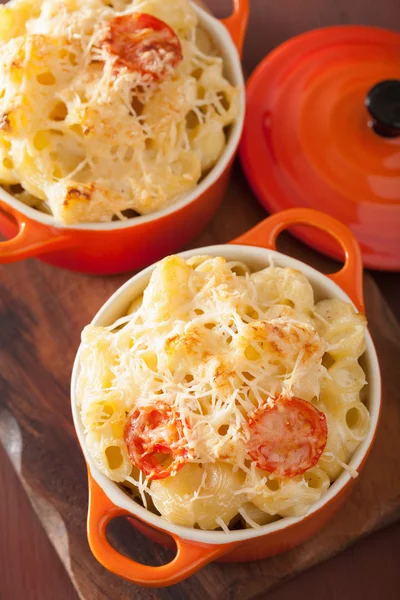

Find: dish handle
<box><xmin>0</xmin><ymin>202</ymin><xmax>73</xmax><ymax>262</ymax></box>
<box><xmin>231</xmin><ymin>208</ymin><xmax>365</xmax><ymax>313</ymax></box>
<box><xmin>221</xmin><ymin>0</ymin><xmax>249</xmax><ymax>56</ymax></box>
<box><xmin>87</xmin><ymin>473</ymin><xmax>236</xmax><ymax>587</ymax></box>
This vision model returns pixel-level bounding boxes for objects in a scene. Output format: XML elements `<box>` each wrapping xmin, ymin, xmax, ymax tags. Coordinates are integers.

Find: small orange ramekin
<box><xmin>0</xmin><ymin>0</ymin><xmax>248</xmax><ymax>274</ymax></box>
<box><xmin>71</xmin><ymin>208</ymin><xmax>381</xmax><ymax>587</ymax></box>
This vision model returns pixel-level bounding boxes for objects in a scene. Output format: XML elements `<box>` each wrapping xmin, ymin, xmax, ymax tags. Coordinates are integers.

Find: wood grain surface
<box><xmin>1</xmin><ymin>163</ymin><xmax>400</xmax><ymax>600</ymax></box>
<box><xmin>1</xmin><ymin>1</ymin><xmax>400</xmax><ymax>599</ymax></box>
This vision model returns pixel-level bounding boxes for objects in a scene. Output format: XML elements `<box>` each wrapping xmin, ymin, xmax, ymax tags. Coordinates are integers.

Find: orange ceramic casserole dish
<box><xmin>0</xmin><ymin>0</ymin><xmax>248</xmax><ymax>274</ymax></box>
<box><xmin>71</xmin><ymin>208</ymin><xmax>381</xmax><ymax>587</ymax></box>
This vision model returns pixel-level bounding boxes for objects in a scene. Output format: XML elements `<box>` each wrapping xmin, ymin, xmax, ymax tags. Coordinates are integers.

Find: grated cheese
<box><xmin>77</xmin><ymin>256</ymin><xmax>369</xmax><ymax>529</ymax></box>
<box><xmin>0</xmin><ymin>0</ymin><xmax>239</xmax><ymax>223</ymax></box>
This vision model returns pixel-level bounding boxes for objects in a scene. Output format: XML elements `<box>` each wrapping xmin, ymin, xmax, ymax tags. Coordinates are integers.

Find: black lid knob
<box><xmin>365</xmin><ymin>79</ymin><xmax>400</xmax><ymax>138</ymax></box>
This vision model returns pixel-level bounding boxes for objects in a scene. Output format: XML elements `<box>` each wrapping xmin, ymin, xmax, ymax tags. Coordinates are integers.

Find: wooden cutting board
<box><xmin>1</xmin><ymin>163</ymin><xmax>400</xmax><ymax>600</ymax></box>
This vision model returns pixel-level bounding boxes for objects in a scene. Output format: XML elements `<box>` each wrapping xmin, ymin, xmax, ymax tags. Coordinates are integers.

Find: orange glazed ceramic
<box><xmin>0</xmin><ymin>0</ymin><xmax>248</xmax><ymax>275</ymax></box>
<box><xmin>71</xmin><ymin>208</ymin><xmax>381</xmax><ymax>587</ymax></box>
<box><xmin>240</xmin><ymin>26</ymin><xmax>400</xmax><ymax>271</ymax></box>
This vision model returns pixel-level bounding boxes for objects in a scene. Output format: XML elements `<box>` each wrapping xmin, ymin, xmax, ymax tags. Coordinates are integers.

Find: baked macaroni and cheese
<box><xmin>0</xmin><ymin>0</ymin><xmax>239</xmax><ymax>223</ymax></box>
<box><xmin>77</xmin><ymin>255</ymin><xmax>370</xmax><ymax>530</ymax></box>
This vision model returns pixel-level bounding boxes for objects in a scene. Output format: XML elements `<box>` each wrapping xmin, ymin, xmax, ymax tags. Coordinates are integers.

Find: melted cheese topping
<box><xmin>0</xmin><ymin>0</ymin><xmax>239</xmax><ymax>223</ymax></box>
<box><xmin>77</xmin><ymin>255</ymin><xmax>369</xmax><ymax>530</ymax></box>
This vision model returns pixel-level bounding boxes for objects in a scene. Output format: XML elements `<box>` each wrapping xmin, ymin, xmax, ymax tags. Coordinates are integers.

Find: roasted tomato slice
<box><xmin>247</xmin><ymin>396</ymin><xmax>328</xmax><ymax>478</ymax></box>
<box><xmin>124</xmin><ymin>402</ymin><xmax>188</xmax><ymax>480</ymax></box>
<box><xmin>103</xmin><ymin>13</ymin><xmax>183</xmax><ymax>81</ymax></box>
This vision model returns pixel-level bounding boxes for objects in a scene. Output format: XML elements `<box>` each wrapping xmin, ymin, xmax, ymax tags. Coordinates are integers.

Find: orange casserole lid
<box><xmin>240</xmin><ymin>26</ymin><xmax>400</xmax><ymax>270</ymax></box>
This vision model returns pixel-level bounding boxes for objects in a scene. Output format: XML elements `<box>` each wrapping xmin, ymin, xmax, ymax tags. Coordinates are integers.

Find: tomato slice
<box><xmin>103</xmin><ymin>13</ymin><xmax>183</xmax><ymax>81</ymax></box>
<box><xmin>124</xmin><ymin>402</ymin><xmax>188</xmax><ymax>480</ymax></box>
<box><xmin>247</xmin><ymin>396</ymin><xmax>328</xmax><ymax>478</ymax></box>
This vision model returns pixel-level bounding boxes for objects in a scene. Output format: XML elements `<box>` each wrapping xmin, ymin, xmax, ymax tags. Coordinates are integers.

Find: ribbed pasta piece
<box><xmin>239</xmin><ymin>502</ymin><xmax>280</xmax><ymax>528</ymax></box>
<box><xmin>78</xmin><ymin>326</ymin><xmax>118</xmax><ymax>393</ymax></box>
<box><xmin>321</xmin><ymin>356</ymin><xmax>367</xmax><ymax>411</ymax></box>
<box><xmin>86</xmin><ymin>429</ymin><xmax>132</xmax><ymax>482</ymax></box>
<box><xmin>314</xmin><ymin>299</ymin><xmax>367</xmax><ymax>360</ymax></box>
<box><xmin>251</xmin><ymin>267</ymin><xmax>315</xmax><ymax>312</ymax></box>
<box><xmin>324</xmin><ymin>319</ymin><xmax>367</xmax><ymax>360</ymax></box>
<box><xmin>341</xmin><ymin>402</ymin><xmax>370</xmax><ymax>443</ymax></box>
<box><xmin>152</xmin><ymin>462</ymin><xmax>246</xmax><ymax>529</ymax></box>
<box><xmin>248</xmin><ymin>466</ymin><xmax>330</xmax><ymax>518</ymax></box>
<box><xmin>151</xmin><ymin>463</ymin><xmax>202</xmax><ymax>527</ymax></box>
<box><xmin>317</xmin><ymin>407</ymin><xmax>355</xmax><ymax>481</ymax></box>
<box><xmin>142</xmin><ymin>255</ymin><xmax>192</xmax><ymax>321</ymax></box>
<box><xmin>189</xmin><ymin>118</ymin><xmax>225</xmax><ymax>172</ymax></box>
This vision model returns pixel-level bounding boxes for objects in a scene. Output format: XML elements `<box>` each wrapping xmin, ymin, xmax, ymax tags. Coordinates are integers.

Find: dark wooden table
<box><xmin>1</xmin><ymin>1</ymin><xmax>400</xmax><ymax>599</ymax></box>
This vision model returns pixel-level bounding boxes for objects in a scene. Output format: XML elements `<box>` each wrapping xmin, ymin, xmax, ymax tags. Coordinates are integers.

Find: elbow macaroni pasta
<box><xmin>77</xmin><ymin>255</ymin><xmax>370</xmax><ymax>530</ymax></box>
<box><xmin>0</xmin><ymin>0</ymin><xmax>239</xmax><ymax>223</ymax></box>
